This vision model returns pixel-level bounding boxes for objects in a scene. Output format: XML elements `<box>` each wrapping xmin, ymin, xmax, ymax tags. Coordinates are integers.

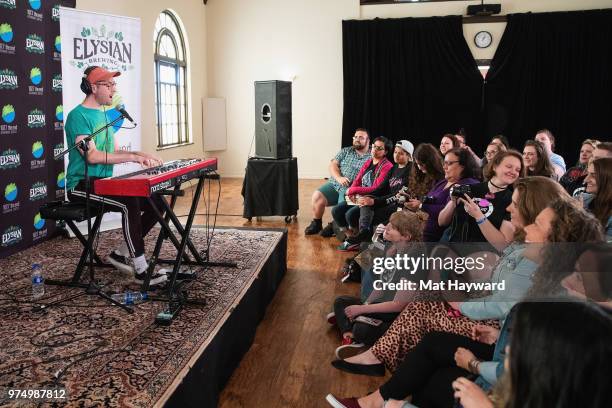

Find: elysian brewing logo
<box><xmin>71</xmin><ymin>25</ymin><xmax>134</xmax><ymax>72</ymax></box>
<box><xmin>0</xmin><ymin>0</ymin><xmax>17</xmax><ymax>10</ymax></box>
<box><xmin>33</xmin><ymin>212</ymin><xmax>47</xmax><ymax>241</ymax></box>
<box><xmin>53</xmin><ymin>35</ymin><xmax>61</xmax><ymax>61</ymax></box>
<box><xmin>0</xmin><ymin>68</ymin><xmax>17</xmax><ymax>90</ymax></box>
<box><xmin>1</xmin><ymin>225</ymin><xmax>22</xmax><ymax>247</ymax></box>
<box><xmin>1</xmin><ymin>104</ymin><xmax>17</xmax><ymax>135</ymax></box>
<box><xmin>54</xmin><ymin>105</ymin><xmax>63</xmax><ymax>131</ymax></box>
<box><xmin>52</xmin><ymin>5</ymin><xmax>60</xmax><ymax>22</ymax></box>
<box><xmin>3</xmin><ymin>182</ymin><xmax>19</xmax><ymax>214</ymax></box>
<box><xmin>27</xmin><ymin>3</ymin><xmax>43</xmax><ymax>22</ymax></box>
<box><xmin>0</xmin><ymin>149</ymin><xmax>20</xmax><ymax>170</ymax></box>
<box><xmin>54</xmin><ymin>144</ymin><xmax>64</xmax><ymax>157</ymax></box>
<box><xmin>29</xmin><ymin>67</ymin><xmax>43</xmax><ymax>96</ymax></box>
<box><xmin>28</xmin><ymin>109</ymin><xmax>45</xmax><ymax>128</ymax></box>
<box><xmin>52</xmin><ymin>74</ymin><xmax>62</xmax><ymax>92</ymax></box>
<box><xmin>29</xmin><ymin>181</ymin><xmax>47</xmax><ymax>201</ymax></box>
<box><xmin>31</xmin><ymin>141</ymin><xmax>45</xmax><ymax>169</ymax></box>
<box><xmin>25</xmin><ymin>34</ymin><xmax>44</xmax><ymax>54</ymax></box>
<box><xmin>0</xmin><ymin>22</ymin><xmax>16</xmax><ymax>55</ymax></box>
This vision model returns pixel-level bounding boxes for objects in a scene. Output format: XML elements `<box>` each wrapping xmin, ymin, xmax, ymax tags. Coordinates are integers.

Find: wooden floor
<box><xmin>173</xmin><ymin>177</ymin><xmax>387</xmax><ymax>408</ymax></box>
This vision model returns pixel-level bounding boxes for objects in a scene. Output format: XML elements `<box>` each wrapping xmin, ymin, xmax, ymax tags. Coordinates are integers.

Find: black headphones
<box><xmin>80</xmin><ymin>66</ymin><xmax>98</xmax><ymax>95</ymax></box>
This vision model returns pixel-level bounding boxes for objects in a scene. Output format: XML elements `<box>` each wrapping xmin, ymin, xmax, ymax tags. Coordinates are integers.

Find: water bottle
<box><xmin>111</xmin><ymin>291</ymin><xmax>148</xmax><ymax>305</ymax></box>
<box><xmin>32</xmin><ymin>263</ymin><xmax>45</xmax><ymax>299</ymax></box>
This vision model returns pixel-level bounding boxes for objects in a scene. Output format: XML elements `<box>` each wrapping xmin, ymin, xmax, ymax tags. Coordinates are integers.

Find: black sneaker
<box><xmin>134</xmin><ymin>269</ymin><xmax>168</xmax><ymax>287</ymax></box>
<box><xmin>320</xmin><ymin>222</ymin><xmax>335</xmax><ymax>238</ymax></box>
<box><xmin>107</xmin><ymin>251</ymin><xmax>134</xmax><ymax>273</ymax></box>
<box><xmin>305</xmin><ymin>219</ymin><xmax>323</xmax><ymax>235</ymax></box>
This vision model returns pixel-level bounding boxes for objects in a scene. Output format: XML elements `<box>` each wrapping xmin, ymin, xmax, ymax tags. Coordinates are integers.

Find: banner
<box><xmin>0</xmin><ymin>0</ymin><xmax>75</xmax><ymax>259</ymax></box>
<box><xmin>59</xmin><ymin>7</ymin><xmax>141</xmax><ymax>232</ymax></box>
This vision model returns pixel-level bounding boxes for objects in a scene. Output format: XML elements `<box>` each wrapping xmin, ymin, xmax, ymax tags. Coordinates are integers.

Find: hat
<box><xmin>395</xmin><ymin>140</ymin><xmax>414</xmax><ymax>156</ymax></box>
<box><xmin>85</xmin><ymin>67</ymin><xmax>120</xmax><ymax>84</ymax></box>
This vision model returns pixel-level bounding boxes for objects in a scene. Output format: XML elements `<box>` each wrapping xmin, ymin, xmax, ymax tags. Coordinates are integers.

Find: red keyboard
<box><xmin>94</xmin><ymin>158</ymin><xmax>218</xmax><ymax>197</ymax></box>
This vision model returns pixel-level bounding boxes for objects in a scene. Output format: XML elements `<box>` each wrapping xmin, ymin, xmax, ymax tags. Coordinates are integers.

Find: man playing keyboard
<box><xmin>64</xmin><ymin>66</ymin><xmax>168</xmax><ymax>286</ymax></box>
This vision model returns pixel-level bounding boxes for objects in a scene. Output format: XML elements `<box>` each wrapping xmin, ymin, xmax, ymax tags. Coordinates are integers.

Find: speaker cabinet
<box><xmin>255</xmin><ymin>80</ymin><xmax>292</xmax><ymax>159</ymax></box>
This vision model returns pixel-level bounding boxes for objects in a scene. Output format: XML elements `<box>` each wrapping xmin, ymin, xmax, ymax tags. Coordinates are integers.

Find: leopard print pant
<box><xmin>370</xmin><ymin>301</ymin><xmax>499</xmax><ymax>372</ymax></box>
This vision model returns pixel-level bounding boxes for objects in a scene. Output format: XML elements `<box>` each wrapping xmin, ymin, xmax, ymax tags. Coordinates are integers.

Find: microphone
<box><xmin>117</xmin><ymin>104</ymin><xmax>137</xmax><ymax>126</ymax></box>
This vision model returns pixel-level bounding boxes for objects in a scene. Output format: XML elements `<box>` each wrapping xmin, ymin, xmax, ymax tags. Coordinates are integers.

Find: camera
<box><xmin>421</xmin><ymin>195</ymin><xmax>434</xmax><ymax>204</ymax></box>
<box><xmin>450</xmin><ymin>184</ymin><xmax>472</xmax><ymax>198</ymax></box>
<box><xmin>386</xmin><ymin>186</ymin><xmax>409</xmax><ymax>205</ymax></box>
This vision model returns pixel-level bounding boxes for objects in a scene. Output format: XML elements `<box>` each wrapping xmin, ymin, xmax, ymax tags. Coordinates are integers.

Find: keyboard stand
<box><xmin>140</xmin><ymin>172</ymin><xmax>237</xmax><ymax>325</ymax></box>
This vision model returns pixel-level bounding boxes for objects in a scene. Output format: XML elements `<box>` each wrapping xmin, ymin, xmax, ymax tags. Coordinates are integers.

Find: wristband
<box><xmin>476</xmin><ymin>216</ymin><xmax>487</xmax><ymax>225</ymax></box>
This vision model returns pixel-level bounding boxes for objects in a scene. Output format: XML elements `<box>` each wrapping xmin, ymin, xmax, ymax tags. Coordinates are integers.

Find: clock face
<box><xmin>474</xmin><ymin>31</ymin><xmax>492</xmax><ymax>48</ymax></box>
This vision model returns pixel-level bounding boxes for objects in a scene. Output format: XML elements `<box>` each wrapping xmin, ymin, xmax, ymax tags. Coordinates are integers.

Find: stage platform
<box><xmin>0</xmin><ymin>226</ymin><xmax>287</xmax><ymax>407</ymax></box>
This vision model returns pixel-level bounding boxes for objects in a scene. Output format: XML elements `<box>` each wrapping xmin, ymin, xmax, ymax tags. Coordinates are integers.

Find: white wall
<box><xmin>206</xmin><ymin>0</ymin><xmax>612</xmax><ymax>178</ymax></box>
<box><xmin>75</xmin><ymin>0</ymin><xmax>207</xmax><ymax>163</ymax></box>
<box><xmin>206</xmin><ymin>0</ymin><xmax>358</xmax><ymax>177</ymax></box>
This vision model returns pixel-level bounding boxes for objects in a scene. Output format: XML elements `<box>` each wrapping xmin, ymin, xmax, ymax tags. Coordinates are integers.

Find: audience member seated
<box><xmin>481</xmin><ymin>141</ymin><xmax>506</xmax><ymax>179</ymax></box>
<box><xmin>562</xmin><ymin>242</ymin><xmax>612</xmax><ymax>303</ymax></box>
<box><xmin>481</xmin><ymin>135</ymin><xmax>510</xmax><ymax>170</ymax></box>
<box><xmin>438</xmin><ymin>150</ymin><xmax>524</xmax><ymax>254</ymax></box>
<box><xmin>328</xmin><ymin>211</ymin><xmax>427</xmax><ymax>359</ymax></box>
<box><xmin>403</xmin><ymin>143</ymin><xmax>445</xmax><ymax>207</ymax></box>
<box><xmin>453</xmin><ymin>301</ymin><xmax>612</xmax><ymax>408</ymax></box>
<box><xmin>592</xmin><ymin>141</ymin><xmax>612</xmax><ymax>160</ymax></box>
<box><xmin>535</xmin><ymin>129</ymin><xmax>566</xmax><ymax>178</ymax></box>
<box><xmin>330</xmin><ymin>177</ymin><xmax>569</xmax><ymax>378</ymax></box>
<box><xmin>305</xmin><ymin>128</ymin><xmax>371</xmax><ymax>236</ymax></box>
<box><xmin>523</xmin><ymin>140</ymin><xmax>556</xmax><ymax>179</ymax></box>
<box><xmin>331</xmin><ymin>137</ymin><xmax>393</xmax><ymax>240</ymax></box>
<box><xmin>525</xmin><ymin>198</ymin><xmax>604</xmax><ymax>297</ymax></box>
<box><xmin>405</xmin><ymin>148</ymin><xmax>479</xmax><ymax>242</ymax></box>
<box><xmin>338</xmin><ymin>140</ymin><xmax>413</xmax><ymax>250</ymax></box>
<box><xmin>454</xmin><ymin>129</ymin><xmax>482</xmax><ymax>166</ymax></box>
<box><xmin>490</xmin><ymin>134</ymin><xmax>510</xmax><ymax>150</ymax></box>
<box><xmin>326</xmin><ymin>193</ymin><xmax>609</xmax><ymax>408</ymax></box>
<box><xmin>560</xmin><ymin>138</ymin><xmax>599</xmax><ymax>195</ymax></box>
<box><xmin>583</xmin><ymin>157</ymin><xmax>612</xmax><ymax>241</ymax></box>
<box><xmin>439</xmin><ymin>133</ymin><xmax>460</xmax><ymax>156</ymax></box>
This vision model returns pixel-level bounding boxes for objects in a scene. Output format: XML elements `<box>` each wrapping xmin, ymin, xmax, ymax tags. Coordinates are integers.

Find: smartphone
<box><xmin>354</xmin><ymin>316</ymin><xmax>383</xmax><ymax>326</ymax></box>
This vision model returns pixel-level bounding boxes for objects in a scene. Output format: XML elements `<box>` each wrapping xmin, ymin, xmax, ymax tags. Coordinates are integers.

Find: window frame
<box><xmin>154</xmin><ymin>11</ymin><xmax>189</xmax><ymax>149</ymax></box>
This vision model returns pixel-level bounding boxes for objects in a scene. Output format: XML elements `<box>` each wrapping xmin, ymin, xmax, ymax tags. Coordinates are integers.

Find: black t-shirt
<box><xmin>448</xmin><ymin>182</ymin><xmax>512</xmax><ymax>245</ymax></box>
<box><xmin>370</xmin><ymin>165</ymin><xmax>410</xmax><ymax>206</ymax></box>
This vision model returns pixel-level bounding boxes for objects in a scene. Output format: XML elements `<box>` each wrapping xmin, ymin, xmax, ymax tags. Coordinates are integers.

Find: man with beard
<box><xmin>305</xmin><ymin>128</ymin><xmax>371</xmax><ymax>236</ymax></box>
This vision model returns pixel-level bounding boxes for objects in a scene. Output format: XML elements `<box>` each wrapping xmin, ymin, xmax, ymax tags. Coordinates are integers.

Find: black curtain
<box><xmin>485</xmin><ymin>9</ymin><xmax>612</xmax><ymax>164</ymax></box>
<box><xmin>342</xmin><ymin>16</ymin><xmax>484</xmax><ymax>151</ymax></box>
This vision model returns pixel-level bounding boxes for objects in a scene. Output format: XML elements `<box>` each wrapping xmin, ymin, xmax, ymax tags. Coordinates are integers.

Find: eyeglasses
<box><xmin>371</xmin><ymin>144</ymin><xmax>385</xmax><ymax>151</ymax></box>
<box><xmin>353</xmin><ymin>135</ymin><xmax>366</xmax><ymax>140</ymax></box>
<box><xmin>443</xmin><ymin>160</ymin><xmax>459</xmax><ymax>167</ymax></box>
<box><xmin>96</xmin><ymin>81</ymin><xmax>117</xmax><ymax>89</ymax></box>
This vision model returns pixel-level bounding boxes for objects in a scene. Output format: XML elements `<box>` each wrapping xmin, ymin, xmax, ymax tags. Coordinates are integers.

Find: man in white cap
<box><xmin>64</xmin><ymin>66</ymin><xmax>167</xmax><ymax>286</ymax></box>
<box><xmin>338</xmin><ymin>140</ymin><xmax>414</xmax><ymax>251</ymax></box>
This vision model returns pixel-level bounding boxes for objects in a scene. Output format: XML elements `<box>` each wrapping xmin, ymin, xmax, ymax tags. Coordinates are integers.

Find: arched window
<box><xmin>154</xmin><ymin>11</ymin><xmax>189</xmax><ymax>147</ymax></box>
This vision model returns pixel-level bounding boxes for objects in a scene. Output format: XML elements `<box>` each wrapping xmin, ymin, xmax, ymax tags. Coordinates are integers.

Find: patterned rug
<box><xmin>0</xmin><ymin>227</ymin><xmax>285</xmax><ymax>407</ymax></box>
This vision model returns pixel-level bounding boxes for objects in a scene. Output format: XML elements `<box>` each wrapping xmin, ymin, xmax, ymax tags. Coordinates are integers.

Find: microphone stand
<box><xmin>49</xmin><ymin>113</ymin><xmax>133</xmax><ymax>313</ymax></box>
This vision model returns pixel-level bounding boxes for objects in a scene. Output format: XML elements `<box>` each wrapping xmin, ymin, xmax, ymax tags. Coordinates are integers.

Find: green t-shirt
<box><xmin>64</xmin><ymin>104</ymin><xmax>115</xmax><ymax>191</ymax></box>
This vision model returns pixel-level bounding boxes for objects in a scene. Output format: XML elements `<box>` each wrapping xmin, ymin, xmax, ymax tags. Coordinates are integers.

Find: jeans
<box><xmin>331</xmin><ymin>201</ymin><xmax>360</xmax><ymax>229</ymax></box>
